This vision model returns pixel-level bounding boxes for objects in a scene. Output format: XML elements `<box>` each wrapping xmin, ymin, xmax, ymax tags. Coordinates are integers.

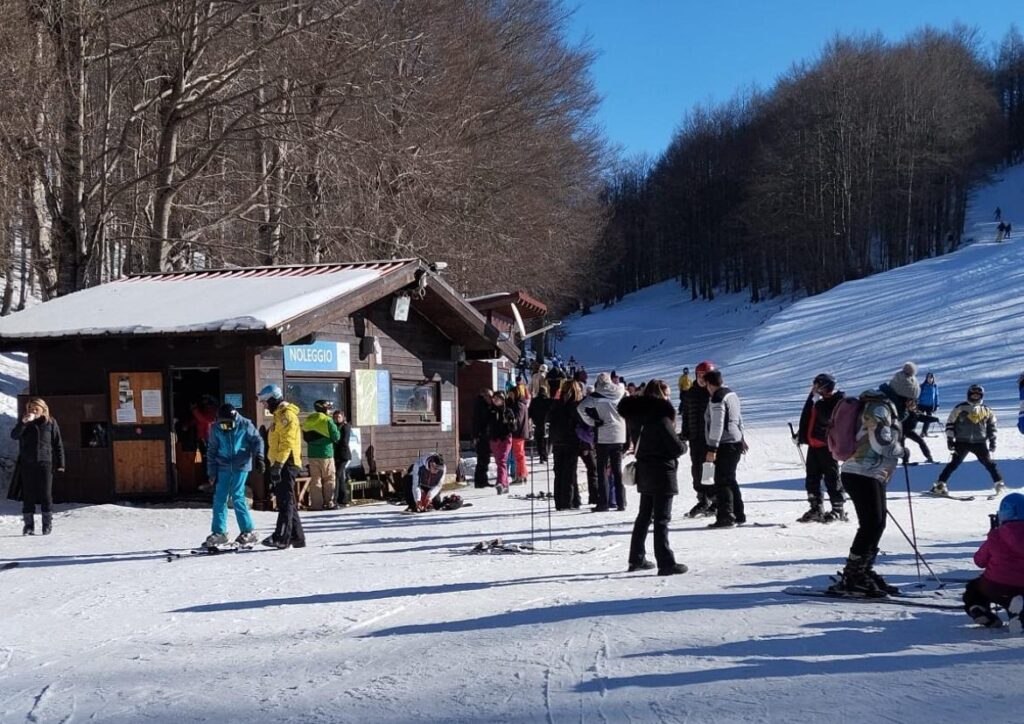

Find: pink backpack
<box><xmin>827</xmin><ymin>396</ymin><xmax>866</xmax><ymax>461</ymax></box>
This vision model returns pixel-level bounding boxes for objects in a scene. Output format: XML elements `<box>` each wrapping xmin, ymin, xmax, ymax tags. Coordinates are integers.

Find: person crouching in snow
<box><xmin>204</xmin><ymin>404</ymin><xmax>264</xmax><ymax>549</ymax></box>
<box><xmin>964</xmin><ymin>493</ymin><xmax>1024</xmax><ymax>631</ymax></box>
<box><xmin>404</xmin><ymin>454</ymin><xmax>446</xmax><ymax>512</ymax></box>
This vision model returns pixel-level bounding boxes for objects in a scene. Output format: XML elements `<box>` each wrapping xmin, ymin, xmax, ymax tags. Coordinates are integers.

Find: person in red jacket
<box><xmin>965</xmin><ymin>493</ymin><xmax>1024</xmax><ymax>630</ymax></box>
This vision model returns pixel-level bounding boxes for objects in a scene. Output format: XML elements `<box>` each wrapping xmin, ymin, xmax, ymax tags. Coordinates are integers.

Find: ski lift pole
<box><xmin>787</xmin><ymin>422</ymin><xmax>805</xmax><ymax>466</ymax></box>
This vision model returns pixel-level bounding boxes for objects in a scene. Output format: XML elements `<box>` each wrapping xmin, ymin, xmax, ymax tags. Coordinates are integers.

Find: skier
<box><xmin>258</xmin><ymin>384</ymin><xmax>306</xmax><ymax>549</ymax></box>
<box><xmin>301</xmin><ymin>400</ymin><xmax>341</xmax><ymax>510</ymax></box>
<box><xmin>12</xmin><ymin>398</ymin><xmax>65</xmax><ymax>536</ymax></box>
<box><xmin>472</xmin><ymin>388</ymin><xmax>493</xmax><ymax>488</ymax></box>
<box><xmin>509</xmin><ymin>386</ymin><xmax>531</xmax><ymax>485</ymax></box>
<box><xmin>332</xmin><ymin>410</ymin><xmax>352</xmax><ymax>507</ymax></box>
<box><xmin>579</xmin><ymin>372</ymin><xmax>628</xmax><ymax>512</ymax></box>
<box><xmin>828</xmin><ymin>388</ymin><xmax>904</xmax><ymax>597</ymax></box>
<box><xmin>677</xmin><ymin>367</ymin><xmax>692</xmax><ymax>401</ymax></box>
<box><xmin>918</xmin><ymin>372</ymin><xmax>939</xmax><ymax>435</ymax></box>
<box><xmin>964</xmin><ymin>493</ymin><xmax>1024</xmax><ymax>630</ymax></box>
<box><xmin>901</xmin><ymin>399</ymin><xmax>935</xmax><ymax>464</ymax></box>
<box><xmin>1018</xmin><ymin>373</ymin><xmax>1024</xmax><ymax>435</ymax></box>
<box><xmin>930</xmin><ymin>384</ymin><xmax>1005</xmax><ymax>496</ymax></box>
<box><xmin>547</xmin><ymin>380</ymin><xmax>584</xmax><ymax>509</ymax></box>
<box><xmin>679</xmin><ymin>361</ymin><xmax>716</xmax><ymax>518</ymax></box>
<box><xmin>795</xmin><ymin>373</ymin><xmax>847</xmax><ymax>523</ymax></box>
<box><xmin>879</xmin><ymin>362</ymin><xmax>920</xmax><ymax>420</ymax></box>
<box><xmin>703</xmin><ymin>369</ymin><xmax>747</xmax><ymax>528</ymax></box>
<box><xmin>203</xmin><ymin>403</ymin><xmax>264</xmax><ymax>549</ymax></box>
<box><xmin>618</xmin><ymin>379</ymin><xmax>688</xmax><ymax>575</ymax></box>
<box><xmin>487</xmin><ymin>390</ymin><xmax>516</xmax><ymax>494</ymax></box>
<box><xmin>404</xmin><ymin>453</ymin><xmax>446</xmax><ymax>512</ymax></box>
<box><xmin>528</xmin><ymin>386</ymin><xmax>553</xmax><ymax>464</ymax></box>
<box><xmin>995</xmin><ymin>206</ymin><xmax>1002</xmax><ymax>222</ymax></box>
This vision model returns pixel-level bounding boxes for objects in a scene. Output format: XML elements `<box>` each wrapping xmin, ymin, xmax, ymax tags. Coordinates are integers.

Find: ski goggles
<box><xmin>218</xmin><ymin>420</ymin><xmax>236</xmax><ymax>431</ymax></box>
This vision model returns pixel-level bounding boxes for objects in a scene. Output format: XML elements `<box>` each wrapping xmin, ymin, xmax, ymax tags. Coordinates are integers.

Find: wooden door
<box><xmin>109</xmin><ymin>372</ymin><xmax>169</xmax><ymax>494</ymax></box>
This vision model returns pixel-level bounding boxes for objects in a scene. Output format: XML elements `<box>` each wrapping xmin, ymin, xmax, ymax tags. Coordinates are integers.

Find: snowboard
<box><xmin>0</xmin><ymin>561</ymin><xmax>18</xmax><ymax>572</ymax></box>
<box><xmin>783</xmin><ymin>587</ymin><xmax>962</xmax><ymax>610</ymax></box>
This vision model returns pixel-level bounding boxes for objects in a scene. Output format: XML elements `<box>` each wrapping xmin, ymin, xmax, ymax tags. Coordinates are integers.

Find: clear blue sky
<box><xmin>568</xmin><ymin>1</ymin><xmax>1023</xmax><ymax>159</ymax></box>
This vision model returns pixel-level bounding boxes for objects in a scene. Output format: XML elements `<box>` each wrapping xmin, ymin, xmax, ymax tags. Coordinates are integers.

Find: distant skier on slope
<box><xmin>918</xmin><ymin>372</ymin><xmax>940</xmax><ymax>436</ymax></box>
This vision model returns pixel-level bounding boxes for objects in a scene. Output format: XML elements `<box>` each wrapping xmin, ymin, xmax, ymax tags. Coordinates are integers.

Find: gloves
<box><xmin>254</xmin><ymin>457</ymin><xmax>266</xmax><ymax>474</ymax></box>
<box><xmin>947</xmin><ymin>439</ymin><xmax>955</xmax><ymax>452</ymax></box>
<box><xmin>901</xmin><ymin>449</ymin><xmax>910</xmax><ymax>465</ymax></box>
<box><xmin>989</xmin><ymin>441</ymin><xmax>996</xmax><ymax>453</ymax></box>
<box><xmin>269</xmin><ymin>463</ymin><xmax>283</xmax><ymax>484</ymax></box>
<box><xmin>680</xmin><ymin>438</ymin><xmax>688</xmax><ymax>456</ymax></box>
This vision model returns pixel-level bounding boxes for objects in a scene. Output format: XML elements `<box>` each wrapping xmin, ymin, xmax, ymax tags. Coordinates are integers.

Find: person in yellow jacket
<box><xmin>678</xmin><ymin>367</ymin><xmax>693</xmax><ymax>401</ymax></box>
<box><xmin>258</xmin><ymin>384</ymin><xmax>305</xmax><ymax>549</ymax></box>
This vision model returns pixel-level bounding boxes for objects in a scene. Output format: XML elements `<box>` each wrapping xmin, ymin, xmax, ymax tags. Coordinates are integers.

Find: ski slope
<box><xmin>2</xmin><ymin>172</ymin><xmax>1024</xmax><ymax>722</ymax></box>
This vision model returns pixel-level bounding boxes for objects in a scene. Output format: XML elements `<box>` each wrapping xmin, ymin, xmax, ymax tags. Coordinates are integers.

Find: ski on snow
<box><xmin>164</xmin><ymin>543</ymin><xmax>252</xmax><ymax>561</ymax></box>
<box><xmin>921</xmin><ymin>491</ymin><xmax>978</xmax><ymax>502</ymax></box>
<box><xmin>782</xmin><ymin>587</ymin><xmax>962</xmax><ymax>610</ymax></box>
<box><xmin>0</xmin><ymin>561</ymin><xmax>19</xmax><ymax>572</ymax></box>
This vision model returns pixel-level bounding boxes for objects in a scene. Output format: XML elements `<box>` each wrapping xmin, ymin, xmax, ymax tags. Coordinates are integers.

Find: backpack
<box><xmin>826</xmin><ymin>396</ymin><xmax>866</xmax><ymax>462</ymax></box>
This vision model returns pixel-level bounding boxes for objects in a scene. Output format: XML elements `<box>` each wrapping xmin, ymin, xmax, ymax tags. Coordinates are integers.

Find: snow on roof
<box><xmin>0</xmin><ymin>265</ymin><xmax>395</xmax><ymax>340</ymax></box>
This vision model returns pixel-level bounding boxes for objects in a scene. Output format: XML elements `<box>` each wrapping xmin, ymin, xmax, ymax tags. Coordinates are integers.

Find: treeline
<box><xmin>598</xmin><ymin>27</ymin><xmax>1024</xmax><ymax>304</ymax></box>
<box><xmin>0</xmin><ymin>0</ymin><xmax>605</xmax><ymax>312</ymax></box>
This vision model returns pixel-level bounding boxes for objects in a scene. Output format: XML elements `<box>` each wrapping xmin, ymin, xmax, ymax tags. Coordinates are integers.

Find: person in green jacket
<box><xmin>302</xmin><ymin>400</ymin><xmax>341</xmax><ymax>510</ymax></box>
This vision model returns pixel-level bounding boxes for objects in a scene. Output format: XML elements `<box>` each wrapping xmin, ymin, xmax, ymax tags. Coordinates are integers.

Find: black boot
<box><xmin>866</xmin><ymin>549</ymin><xmax>899</xmax><ymax>595</ymax></box>
<box><xmin>42</xmin><ymin>513</ymin><xmax>52</xmax><ymax>536</ymax></box>
<box><xmin>22</xmin><ymin>514</ymin><xmax>34</xmax><ymax>536</ymax></box>
<box><xmin>828</xmin><ymin>554</ymin><xmax>885</xmax><ymax>597</ymax></box>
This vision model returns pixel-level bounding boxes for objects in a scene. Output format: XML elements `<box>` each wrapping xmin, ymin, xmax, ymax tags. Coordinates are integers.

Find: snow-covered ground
<box><xmin>3</xmin><ymin>170</ymin><xmax>1024</xmax><ymax>722</ymax></box>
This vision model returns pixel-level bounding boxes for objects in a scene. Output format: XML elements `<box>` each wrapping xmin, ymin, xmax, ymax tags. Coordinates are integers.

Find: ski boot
<box><xmin>203</xmin><ymin>532</ymin><xmax>229</xmax><ymax>549</ymax></box>
<box><xmin>822</xmin><ymin>508</ymin><xmax>849</xmax><ymax>523</ymax></box>
<box><xmin>827</xmin><ymin>555</ymin><xmax>886</xmax><ymax>597</ymax></box>
<box><xmin>968</xmin><ymin>604</ymin><xmax>1003</xmax><ymax>629</ymax></box>
<box><xmin>1008</xmin><ymin>595</ymin><xmax>1024</xmax><ymax>635</ymax></box>
<box><xmin>236</xmin><ymin>530</ymin><xmax>259</xmax><ymax>546</ymax></box>
<box><xmin>261</xmin><ymin>535</ymin><xmax>289</xmax><ymax>550</ymax></box>
<box><xmin>627</xmin><ymin>559</ymin><xmax>656</xmax><ymax>572</ymax></box>
<box><xmin>797</xmin><ymin>506</ymin><xmax>825</xmax><ymax>523</ymax></box>
<box><xmin>22</xmin><ymin>514</ymin><xmax>34</xmax><ymax>536</ymax></box>
<box><xmin>994</xmin><ymin>480</ymin><xmax>1007</xmax><ymax>495</ymax></box>
<box><xmin>928</xmin><ymin>481</ymin><xmax>949</xmax><ymax>497</ymax></box>
<box><xmin>865</xmin><ymin>551</ymin><xmax>899</xmax><ymax>595</ymax></box>
<box><xmin>41</xmin><ymin>513</ymin><xmax>52</xmax><ymax>535</ymax></box>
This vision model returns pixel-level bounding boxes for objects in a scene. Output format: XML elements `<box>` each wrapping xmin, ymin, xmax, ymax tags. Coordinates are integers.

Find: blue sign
<box><xmin>284</xmin><ymin>341</ymin><xmax>350</xmax><ymax>373</ymax></box>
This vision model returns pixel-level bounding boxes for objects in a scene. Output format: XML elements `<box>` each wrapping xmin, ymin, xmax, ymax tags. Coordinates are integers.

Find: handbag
<box><xmin>622</xmin><ymin>427</ymin><xmax>641</xmax><ymax>486</ymax></box>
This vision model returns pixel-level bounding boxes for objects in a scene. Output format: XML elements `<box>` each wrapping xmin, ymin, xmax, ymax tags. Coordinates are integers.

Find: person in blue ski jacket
<box><xmin>1018</xmin><ymin>373</ymin><xmax>1024</xmax><ymax>435</ymax></box>
<box><xmin>918</xmin><ymin>372</ymin><xmax>939</xmax><ymax>436</ymax></box>
<box><xmin>203</xmin><ymin>403</ymin><xmax>265</xmax><ymax>548</ymax></box>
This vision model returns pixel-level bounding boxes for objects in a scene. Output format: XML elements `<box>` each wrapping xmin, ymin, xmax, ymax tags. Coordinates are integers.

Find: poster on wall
<box><xmin>141</xmin><ymin>389</ymin><xmax>162</xmax><ymax>418</ymax></box>
<box><xmin>354</xmin><ymin>370</ymin><xmax>391</xmax><ymax>426</ymax></box>
<box><xmin>348</xmin><ymin>427</ymin><xmax>362</xmax><ymax>466</ymax></box>
<box><xmin>440</xmin><ymin>401</ymin><xmax>452</xmax><ymax>432</ymax></box>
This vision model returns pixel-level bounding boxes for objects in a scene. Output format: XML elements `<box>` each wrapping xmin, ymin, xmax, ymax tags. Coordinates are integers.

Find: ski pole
<box><xmin>528</xmin><ymin>439</ymin><xmax>535</xmax><ymax>547</ymax></box>
<box><xmin>788</xmin><ymin>423</ymin><xmax>805</xmax><ymax>466</ymax></box>
<box><xmin>903</xmin><ymin>459</ymin><xmax>922</xmax><ymax>585</ymax></box>
<box><xmin>884</xmin><ymin>509</ymin><xmax>945</xmax><ymax>587</ymax></box>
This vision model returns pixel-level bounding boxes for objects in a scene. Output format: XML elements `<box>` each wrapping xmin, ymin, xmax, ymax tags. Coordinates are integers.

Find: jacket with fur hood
<box><xmin>975</xmin><ymin>521</ymin><xmax>1024</xmax><ymax>589</ymax></box>
<box><xmin>617</xmin><ymin>395</ymin><xmax>685</xmax><ymax>495</ymax></box>
<box><xmin>579</xmin><ymin>377</ymin><xmax>627</xmax><ymax>445</ymax></box>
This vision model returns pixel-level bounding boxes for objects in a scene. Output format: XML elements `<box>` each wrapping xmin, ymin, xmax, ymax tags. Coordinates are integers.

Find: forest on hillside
<box><xmin>0</xmin><ymin>0</ymin><xmax>605</xmax><ymax>312</ymax></box>
<box><xmin>596</xmin><ymin>26</ymin><xmax>1024</xmax><ymax>306</ymax></box>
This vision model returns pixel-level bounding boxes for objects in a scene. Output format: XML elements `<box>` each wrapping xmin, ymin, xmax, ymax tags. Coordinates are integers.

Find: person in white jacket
<box><xmin>579</xmin><ymin>372</ymin><xmax>628</xmax><ymax>511</ymax></box>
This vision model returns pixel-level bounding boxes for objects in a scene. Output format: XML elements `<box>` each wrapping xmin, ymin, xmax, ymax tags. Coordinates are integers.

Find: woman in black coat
<box><xmin>618</xmin><ymin>380</ymin><xmax>687</xmax><ymax>575</ymax></box>
<box><xmin>546</xmin><ymin>380</ymin><xmax>584</xmax><ymax>510</ymax></box>
<box><xmin>12</xmin><ymin>398</ymin><xmax>65</xmax><ymax>535</ymax></box>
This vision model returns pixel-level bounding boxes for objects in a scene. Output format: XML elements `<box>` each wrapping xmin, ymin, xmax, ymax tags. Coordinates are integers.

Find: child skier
<box><xmin>203</xmin><ymin>404</ymin><xmax>265</xmax><ymax>549</ymax></box>
<box><xmin>930</xmin><ymin>384</ymin><xmax>1004</xmax><ymax>496</ymax></box>
<box><xmin>964</xmin><ymin>493</ymin><xmax>1024</xmax><ymax>631</ymax></box>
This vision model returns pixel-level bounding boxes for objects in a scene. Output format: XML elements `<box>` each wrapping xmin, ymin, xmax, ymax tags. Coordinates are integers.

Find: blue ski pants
<box><xmin>212</xmin><ymin>469</ymin><xmax>255</xmax><ymax>534</ymax></box>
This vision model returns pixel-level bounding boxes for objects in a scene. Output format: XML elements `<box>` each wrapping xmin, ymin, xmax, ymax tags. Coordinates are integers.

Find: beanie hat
<box><xmin>217</xmin><ymin>403</ymin><xmax>237</xmax><ymax>420</ymax></box>
<box><xmin>902</xmin><ymin>361</ymin><xmax>918</xmax><ymax>376</ymax></box>
<box><xmin>888</xmin><ymin>366</ymin><xmax>920</xmax><ymax>401</ymax></box>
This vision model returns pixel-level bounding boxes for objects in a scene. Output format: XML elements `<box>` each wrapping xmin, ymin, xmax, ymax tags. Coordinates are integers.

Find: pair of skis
<box><xmin>783</xmin><ymin>586</ymin><xmax>962</xmax><ymax>611</ymax></box>
<box><xmin>164</xmin><ymin>542</ymin><xmax>253</xmax><ymax>561</ymax></box>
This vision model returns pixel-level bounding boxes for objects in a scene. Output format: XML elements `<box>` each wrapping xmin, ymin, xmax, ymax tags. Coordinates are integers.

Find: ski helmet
<box><xmin>257</xmin><ymin>384</ymin><xmax>283</xmax><ymax>403</ymax></box>
<box><xmin>998</xmin><ymin>492</ymin><xmax>1024</xmax><ymax>524</ymax></box>
<box><xmin>313</xmin><ymin>399</ymin><xmax>333</xmax><ymax>413</ymax></box>
<box><xmin>967</xmin><ymin>384</ymin><xmax>984</xmax><ymax>400</ymax></box>
<box><xmin>813</xmin><ymin>373</ymin><xmax>836</xmax><ymax>392</ymax></box>
<box><xmin>695</xmin><ymin>361</ymin><xmax>717</xmax><ymax>377</ymax></box>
